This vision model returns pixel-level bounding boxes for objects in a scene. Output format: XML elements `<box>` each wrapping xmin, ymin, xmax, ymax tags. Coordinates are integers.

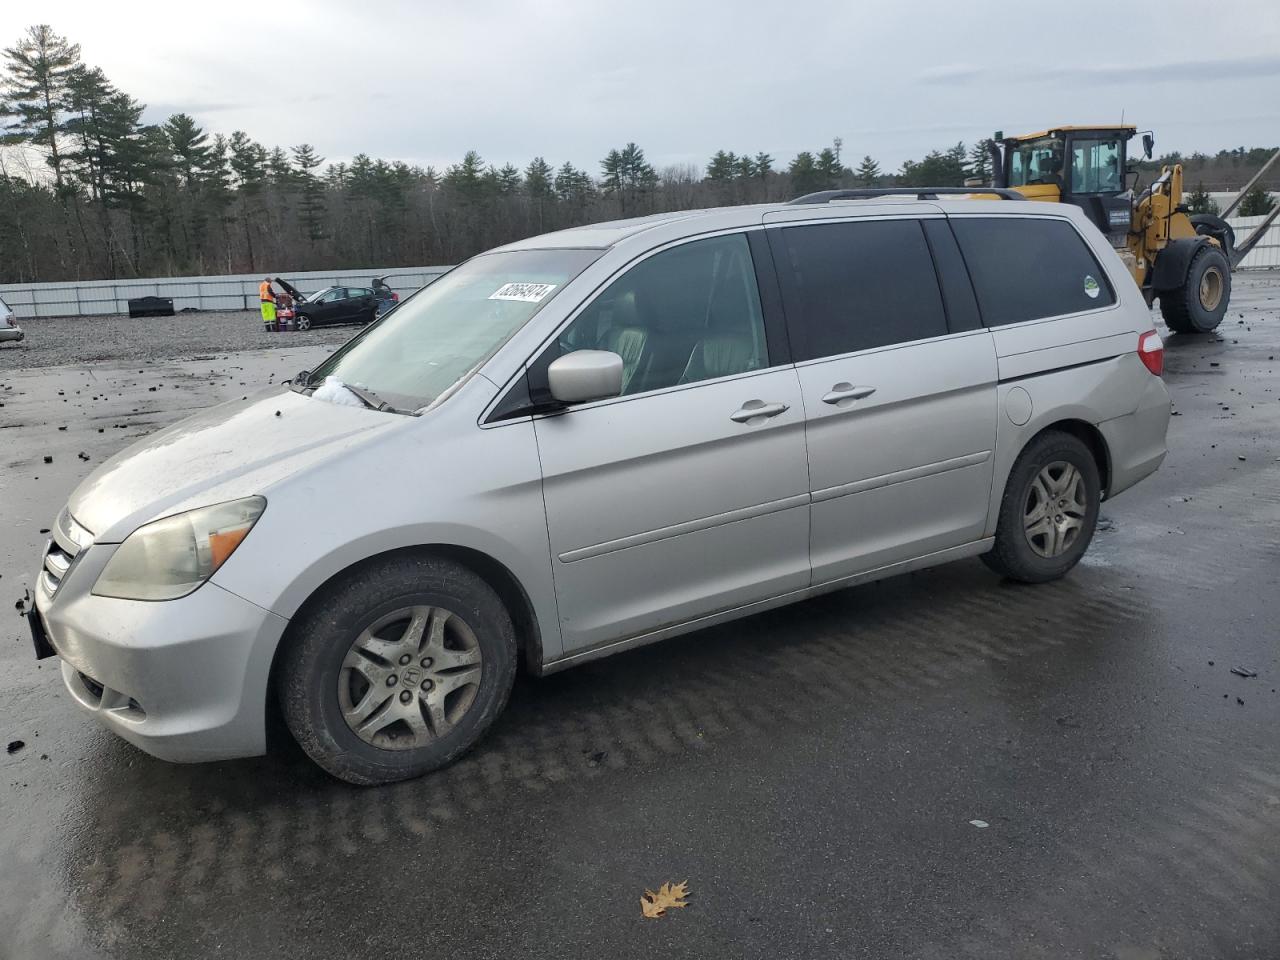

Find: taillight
<box><xmin>1138</xmin><ymin>330</ymin><xmax>1163</xmax><ymax>376</ymax></box>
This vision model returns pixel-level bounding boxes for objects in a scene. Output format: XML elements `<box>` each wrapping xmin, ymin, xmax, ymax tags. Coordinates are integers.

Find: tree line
<box><xmin>2</xmin><ymin>23</ymin><xmax>1276</xmax><ymax>285</ymax></box>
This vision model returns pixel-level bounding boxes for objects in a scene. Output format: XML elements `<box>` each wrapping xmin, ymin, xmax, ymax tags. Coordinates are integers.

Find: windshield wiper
<box><xmin>343</xmin><ymin>383</ymin><xmax>407</xmax><ymax>414</ymax></box>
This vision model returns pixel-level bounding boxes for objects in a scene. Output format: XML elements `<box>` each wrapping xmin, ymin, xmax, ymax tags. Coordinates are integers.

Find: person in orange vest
<box><xmin>259</xmin><ymin>277</ymin><xmax>277</xmax><ymax>332</ymax></box>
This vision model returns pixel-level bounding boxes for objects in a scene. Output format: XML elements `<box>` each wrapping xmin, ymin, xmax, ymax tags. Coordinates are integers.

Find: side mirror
<box><xmin>1142</xmin><ymin>133</ymin><xmax>1154</xmax><ymax>159</ymax></box>
<box><xmin>548</xmin><ymin>350</ymin><xmax>624</xmax><ymax>404</ymax></box>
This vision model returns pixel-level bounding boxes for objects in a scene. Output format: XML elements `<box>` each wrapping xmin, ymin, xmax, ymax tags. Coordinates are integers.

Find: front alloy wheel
<box><xmin>338</xmin><ymin>605</ymin><xmax>483</xmax><ymax>749</ymax></box>
<box><xmin>277</xmin><ymin>555</ymin><xmax>518</xmax><ymax>785</ymax></box>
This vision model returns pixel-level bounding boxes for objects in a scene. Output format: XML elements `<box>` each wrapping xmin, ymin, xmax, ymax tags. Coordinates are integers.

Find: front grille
<box><xmin>41</xmin><ymin>508</ymin><xmax>93</xmax><ymax>599</ymax></box>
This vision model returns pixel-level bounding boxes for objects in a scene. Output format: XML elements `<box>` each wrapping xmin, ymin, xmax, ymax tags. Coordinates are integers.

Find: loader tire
<box><xmin>1160</xmin><ymin>245</ymin><xmax>1230</xmax><ymax>334</ymax></box>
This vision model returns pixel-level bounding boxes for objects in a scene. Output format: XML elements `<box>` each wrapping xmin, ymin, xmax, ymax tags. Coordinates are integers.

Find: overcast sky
<box><xmin>4</xmin><ymin>0</ymin><xmax>1279</xmax><ymax>175</ymax></box>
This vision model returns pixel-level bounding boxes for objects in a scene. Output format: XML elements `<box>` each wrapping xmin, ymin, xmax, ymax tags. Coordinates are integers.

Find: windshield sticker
<box><xmin>489</xmin><ymin>282</ymin><xmax>557</xmax><ymax>303</ymax></box>
<box><xmin>1083</xmin><ymin>275</ymin><xmax>1100</xmax><ymax>299</ymax></box>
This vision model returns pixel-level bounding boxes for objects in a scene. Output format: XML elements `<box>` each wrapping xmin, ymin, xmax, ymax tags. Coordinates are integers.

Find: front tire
<box><xmin>295</xmin><ymin>314</ymin><xmax>312</xmax><ymax>331</ymax></box>
<box><xmin>982</xmin><ymin>431</ymin><xmax>1101</xmax><ymax>583</ymax></box>
<box><xmin>1160</xmin><ymin>245</ymin><xmax>1230</xmax><ymax>334</ymax></box>
<box><xmin>277</xmin><ymin>555</ymin><xmax>517</xmax><ymax>785</ymax></box>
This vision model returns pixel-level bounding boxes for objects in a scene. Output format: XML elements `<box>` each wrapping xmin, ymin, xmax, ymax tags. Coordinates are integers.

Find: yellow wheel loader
<box><xmin>985</xmin><ymin>126</ymin><xmax>1233</xmax><ymax>333</ymax></box>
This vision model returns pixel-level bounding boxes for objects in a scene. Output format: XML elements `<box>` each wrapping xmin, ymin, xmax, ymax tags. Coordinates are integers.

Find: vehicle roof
<box><xmin>1006</xmin><ymin>125</ymin><xmax>1137</xmax><ymax>142</ymax></box>
<box><xmin>494</xmin><ymin>197</ymin><xmax>1090</xmax><ymax>254</ymax></box>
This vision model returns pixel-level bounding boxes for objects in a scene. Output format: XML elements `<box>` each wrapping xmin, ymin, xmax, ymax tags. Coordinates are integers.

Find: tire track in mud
<box><xmin>65</xmin><ymin>564</ymin><xmax>1158</xmax><ymax>920</ymax></box>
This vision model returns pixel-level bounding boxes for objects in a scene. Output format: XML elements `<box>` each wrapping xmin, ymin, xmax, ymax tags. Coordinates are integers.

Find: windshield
<box><xmin>307</xmin><ymin>248</ymin><xmax>600</xmax><ymax>410</ymax></box>
<box><xmin>1008</xmin><ymin>136</ymin><xmax>1065</xmax><ymax>187</ymax></box>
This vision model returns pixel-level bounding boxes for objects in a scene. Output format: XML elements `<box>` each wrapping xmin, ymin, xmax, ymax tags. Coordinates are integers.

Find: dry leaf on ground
<box><xmin>640</xmin><ymin>880</ymin><xmax>690</xmax><ymax>918</ymax></box>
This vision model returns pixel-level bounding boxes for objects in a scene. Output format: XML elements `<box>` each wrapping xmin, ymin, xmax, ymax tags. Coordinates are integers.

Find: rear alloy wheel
<box><xmin>296</xmin><ymin>314</ymin><xmax>312</xmax><ymax>331</ymax></box>
<box><xmin>982</xmin><ymin>431</ymin><xmax>1101</xmax><ymax>583</ymax></box>
<box><xmin>278</xmin><ymin>555</ymin><xmax>517</xmax><ymax>785</ymax></box>
<box><xmin>1160</xmin><ymin>245</ymin><xmax>1231</xmax><ymax>334</ymax></box>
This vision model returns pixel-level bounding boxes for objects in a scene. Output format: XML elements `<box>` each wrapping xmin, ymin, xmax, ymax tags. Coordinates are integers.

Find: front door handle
<box><xmin>822</xmin><ymin>383</ymin><xmax>876</xmax><ymax>406</ymax></box>
<box><xmin>730</xmin><ymin>399</ymin><xmax>790</xmax><ymax>424</ymax></box>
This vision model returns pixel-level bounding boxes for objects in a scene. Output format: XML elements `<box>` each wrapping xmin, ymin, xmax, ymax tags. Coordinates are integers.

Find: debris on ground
<box><xmin>1230</xmin><ymin>667</ymin><xmax>1258</xmax><ymax>678</ymax></box>
<box><xmin>969</xmin><ymin>820</ymin><xmax>989</xmax><ymax>828</ymax></box>
<box><xmin>42</xmin><ymin>455</ymin><xmax>52</xmax><ymax>464</ymax></box>
<box><xmin>6</xmin><ymin>740</ymin><xmax>23</xmax><ymax>754</ymax></box>
<box><xmin>640</xmin><ymin>881</ymin><xmax>690</xmax><ymax>918</ymax></box>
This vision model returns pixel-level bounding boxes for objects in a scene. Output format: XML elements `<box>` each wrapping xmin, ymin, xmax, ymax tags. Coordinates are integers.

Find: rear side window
<box><xmin>950</xmin><ymin>217</ymin><xmax>1116</xmax><ymax>326</ymax></box>
<box><xmin>770</xmin><ymin>219</ymin><xmax>947</xmax><ymax>360</ymax></box>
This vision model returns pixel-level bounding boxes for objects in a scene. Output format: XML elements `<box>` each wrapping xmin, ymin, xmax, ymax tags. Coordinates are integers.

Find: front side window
<box><xmin>950</xmin><ymin>217</ymin><xmax>1117</xmax><ymax>327</ymax></box>
<box><xmin>1008</xmin><ymin>137</ymin><xmax>1066</xmax><ymax>187</ymax></box>
<box><xmin>1070</xmin><ymin>138</ymin><xmax>1124</xmax><ymax>194</ymax></box>
<box><xmin>309</xmin><ymin>248</ymin><xmax>600</xmax><ymax>410</ymax></box>
<box><xmin>552</xmin><ymin>233</ymin><xmax>768</xmax><ymax>396</ymax></box>
<box><xmin>773</xmin><ymin>219</ymin><xmax>948</xmax><ymax>361</ymax></box>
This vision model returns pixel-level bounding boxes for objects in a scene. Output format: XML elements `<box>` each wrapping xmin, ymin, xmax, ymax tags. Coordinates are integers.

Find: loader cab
<box><xmin>997</xmin><ymin>125</ymin><xmax>1140</xmax><ymax>246</ymax></box>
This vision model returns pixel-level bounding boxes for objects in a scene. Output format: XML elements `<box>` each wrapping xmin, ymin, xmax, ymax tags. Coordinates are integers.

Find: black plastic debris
<box><xmin>42</xmin><ymin>455</ymin><xmax>52</xmax><ymax>464</ymax></box>
<box><xmin>6</xmin><ymin>740</ymin><xmax>23</xmax><ymax>755</ymax></box>
<box><xmin>77</xmin><ymin>452</ymin><xmax>90</xmax><ymax>461</ymax></box>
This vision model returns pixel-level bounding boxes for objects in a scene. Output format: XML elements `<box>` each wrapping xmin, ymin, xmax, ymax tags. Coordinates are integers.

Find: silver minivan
<box><xmin>30</xmin><ymin>195</ymin><xmax>1171</xmax><ymax>784</ymax></box>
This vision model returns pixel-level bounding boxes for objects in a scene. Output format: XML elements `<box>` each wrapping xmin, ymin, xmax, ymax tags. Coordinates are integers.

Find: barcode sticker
<box><xmin>489</xmin><ymin>282</ymin><xmax>557</xmax><ymax>303</ymax></box>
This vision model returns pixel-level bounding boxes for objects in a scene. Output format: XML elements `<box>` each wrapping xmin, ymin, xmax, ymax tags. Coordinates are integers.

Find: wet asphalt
<box><xmin>1</xmin><ymin>279</ymin><xmax>1278</xmax><ymax>959</ymax></box>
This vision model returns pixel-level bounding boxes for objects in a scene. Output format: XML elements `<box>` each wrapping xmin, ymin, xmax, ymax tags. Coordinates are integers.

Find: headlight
<box><xmin>92</xmin><ymin>497</ymin><xmax>266</xmax><ymax>601</ymax></box>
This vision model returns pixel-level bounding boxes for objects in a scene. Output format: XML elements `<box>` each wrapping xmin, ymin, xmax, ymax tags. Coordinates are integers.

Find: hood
<box><xmin>69</xmin><ymin>388</ymin><xmax>406</xmax><ymax>542</ymax></box>
<box><xmin>274</xmin><ymin>277</ymin><xmax>306</xmax><ymax>300</ymax></box>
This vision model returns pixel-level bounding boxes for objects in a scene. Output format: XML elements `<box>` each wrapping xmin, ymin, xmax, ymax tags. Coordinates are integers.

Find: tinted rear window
<box><xmin>950</xmin><ymin>217</ymin><xmax>1115</xmax><ymax>327</ymax></box>
<box><xmin>771</xmin><ymin>219</ymin><xmax>947</xmax><ymax>360</ymax></box>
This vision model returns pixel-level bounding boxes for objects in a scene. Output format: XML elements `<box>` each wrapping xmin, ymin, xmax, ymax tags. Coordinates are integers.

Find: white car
<box><xmin>0</xmin><ymin>296</ymin><xmax>23</xmax><ymax>343</ymax></box>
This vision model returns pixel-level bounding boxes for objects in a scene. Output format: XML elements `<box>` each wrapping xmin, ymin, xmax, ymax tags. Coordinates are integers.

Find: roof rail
<box><xmin>787</xmin><ymin>187</ymin><xmax>1027</xmax><ymax>205</ymax></box>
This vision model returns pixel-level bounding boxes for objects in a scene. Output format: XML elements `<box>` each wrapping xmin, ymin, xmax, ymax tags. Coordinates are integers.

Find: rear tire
<box><xmin>982</xmin><ymin>431</ymin><xmax>1101</xmax><ymax>584</ymax></box>
<box><xmin>277</xmin><ymin>555</ymin><xmax>518</xmax><ymax>785</ymax></box>
<box><xmin>1160</xmin><ymin>245</ymin><xmax>1230</xmax><ymax>334</ymax></box>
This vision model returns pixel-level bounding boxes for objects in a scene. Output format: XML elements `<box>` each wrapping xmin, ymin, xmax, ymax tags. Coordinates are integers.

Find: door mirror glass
<box><xmin>548</xmin><ymin>350</ymin><xmax>624</xmax><ymax>404</ymax></box>
<box><xmin>1142</xmin><ymin>133</ymin><xmax>1154</xmax><ymax>159</ymax></box>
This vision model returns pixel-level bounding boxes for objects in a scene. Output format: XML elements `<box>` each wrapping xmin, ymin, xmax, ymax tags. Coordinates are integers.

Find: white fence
<box><xmin>2</xmin><ymin>208</ymin><xmax>1276</xmax><ymax>320</ymax></box>
<box><xmin>0</xmin><ymin>265</ymin><xmax>452</xmax><ymax>319</ymax></box>
<box><xmin>1227</xmin><ymin>213</ymin><xmax>1280</xmax><ymax>269</ymax></box>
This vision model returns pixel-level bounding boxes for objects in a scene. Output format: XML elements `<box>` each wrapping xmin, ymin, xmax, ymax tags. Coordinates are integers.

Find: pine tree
<box><xmin>444</xmin><ymin>150</ymin><xmax>487</xmax><ymax>202</ymax></box>
<box><xmin>496</xmin><ymin>162</ymin><xmax>521</xmax><ymax>195</ymax></box>
<box><xmin>524</xmin><ymin>156</ymin><xmax>553</xmax><ymax>201</ymax></box>
<box><xmin>163</xmin><ymin>113</ymin><xmax>211</xmax><ymax>188</ymax></box>
<box><xmin>1186</xmin><ymin>182</ymin><xmax>1218</xmax><ymax>215</ymax></box>
<box><xmin>1239</xmin><ymin>185</ymin><xmax>1276</xmax><ymax>217</ymax></box>
<box><xmin>854</xmin><ymin>154</ymin><xmax>881</xmax><ymax>186</ymax></box>
<box><xmin>788</xmin><ymin>151</ymin><xmax>822</xmax><ymax>197</ymax></box>
<box><xmin>706</xmin><ymin>150</ymin><xmax>738</xmax><ymax>182</ymax></box>
<box><xmin>291</xmin><ymin>143</ymin><xmax>326</xmax><ymax>241</ymax></box>
<box><xmin>1</xmin><ymin>24</ymin><xmax>81</xmax><ymax>192</ymax></box>
<box><xmin>815</xmin><ymin>147</ymin><xmax>843</xmax><ymax>189</ymax></box>
<box><xmin>753</xmin><ymin>152</ymin><xmax>774</xmax><ymax>178</ymax></box>
<box><xmin>601</xmin><ymin>142</ymin><xmax>656</xmax><ymax>214</ymax></box>
<box><xmin>967</xmin><ymin>140</ymin><xmax>991</xmax><ymax>182</ymax></box>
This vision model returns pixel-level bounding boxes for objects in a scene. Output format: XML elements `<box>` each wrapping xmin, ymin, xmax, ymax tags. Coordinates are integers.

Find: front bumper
<box><xmin>0</xmin><ymin>326</ymin><xmax>23</xmax><ymax>342</ymax></box>
<box><xmin>35</xmin><ymin>540</ymin><xmax>288</xmax><ymax>762</ymax></box>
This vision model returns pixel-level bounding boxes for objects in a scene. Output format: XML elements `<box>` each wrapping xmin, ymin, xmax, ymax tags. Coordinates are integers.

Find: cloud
<box><xmin>920</xmin><ymin>53</ymin><xmax>1280</xmax><ymax>87</ymax></box>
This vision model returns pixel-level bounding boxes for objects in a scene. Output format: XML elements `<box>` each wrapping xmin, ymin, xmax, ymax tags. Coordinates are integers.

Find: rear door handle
<box><xmin>822</xmin><ymin>383</ymin><xmax>876</xmax><ymax>406</ymax></box>
<box><xmin>730</xmin><ymin>400</ymin><xmax>790</xmax><ymax>424</ymax></box>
